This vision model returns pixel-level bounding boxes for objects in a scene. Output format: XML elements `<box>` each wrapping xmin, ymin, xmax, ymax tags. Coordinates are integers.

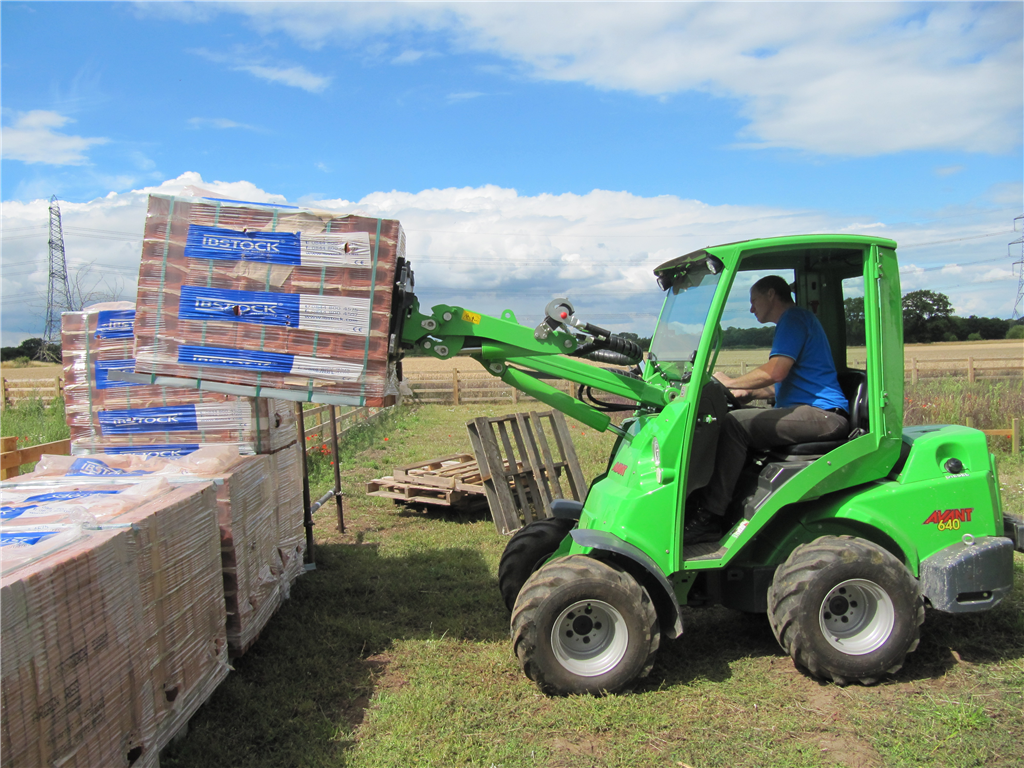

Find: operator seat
<box><xmin>768</xmin><ymin>369</ymin><xmax>868</xmax><ymax>460</ymax></box>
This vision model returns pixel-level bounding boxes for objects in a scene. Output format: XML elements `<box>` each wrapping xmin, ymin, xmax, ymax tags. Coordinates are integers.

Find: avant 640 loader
<box><xmin>393</xmin><ymin>234</ymin><xmax>1021</xmax><ymax>694</ymax></box>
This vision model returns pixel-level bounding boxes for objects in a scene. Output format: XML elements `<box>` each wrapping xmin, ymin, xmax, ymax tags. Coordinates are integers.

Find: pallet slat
<box><xmin>467</xmin><ymin>410</ymin><xmax>585</xmax><ymax>535</ymax></box>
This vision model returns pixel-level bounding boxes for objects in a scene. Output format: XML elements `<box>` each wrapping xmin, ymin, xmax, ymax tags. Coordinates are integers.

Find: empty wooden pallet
<box><xmin>367</xmin><ymin>454</ymin><xmax>489</xmax><ymax>507</ymax></box>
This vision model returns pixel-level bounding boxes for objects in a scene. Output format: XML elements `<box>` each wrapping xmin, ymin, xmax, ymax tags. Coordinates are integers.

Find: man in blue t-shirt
<box><xmin>685</xmin><ymin>275</ymin><xmax>849</xmax><ymax>544</ymax></box>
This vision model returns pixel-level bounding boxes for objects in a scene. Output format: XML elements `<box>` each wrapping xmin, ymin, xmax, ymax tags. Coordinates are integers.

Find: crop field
<box><xmin>0</xmin><ymin>361</ymin><xmax>63</xmax><ymax>379</ymax></box>
<box><xmin>161</xmin><ymin>399</ymin><xmax>1024</xmax><ymax>768</ymax></box>
<box><xmin>402</xmin><ymin>340</ymin><xmax>1023</xmax><ymax>374</ymax></box>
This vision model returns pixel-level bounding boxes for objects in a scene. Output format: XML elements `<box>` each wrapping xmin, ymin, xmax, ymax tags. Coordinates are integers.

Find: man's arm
<box><xmin>714</xmin><ymin>355</ymin><xmax>794</xmax><ymax>393</ymax></box>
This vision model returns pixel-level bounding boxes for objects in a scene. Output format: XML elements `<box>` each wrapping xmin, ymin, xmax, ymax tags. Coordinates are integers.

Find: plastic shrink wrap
<box><xmin>268</xmin><ymin>442</ymin><xmax>306</xmax><ymax>589</ymax></box>
<box><xmin>1</xmin><ymin>526</ymin><xmax>147</xmax><ymax>768</ymax></box>
<box><xmin>132</xmin><ymin>192</ymin><xmax>403</xmax><ymax>407</ymax></box>
<box><xmin>0</xmin><ymin>482</ymin><xmax>226</xmax><ymax>768</ymax></box>
<box><xmin>63</xmin><ymin>304</ymin><xmax>301</xmax><ymax>455</ymax></box>
<box><xmin>62</xmin><ymin>303</ymin><xmax>253</xmax><ymax>455</ymax></box>
<box><xmin>5</xmin><ymin>449</ymin><xmax>291</xmax><ymax>655</ymax></box>
<box><xmin>210</xmin><ymin>455</ymin><xmax>283</xmax><ymax>653</ymax></box>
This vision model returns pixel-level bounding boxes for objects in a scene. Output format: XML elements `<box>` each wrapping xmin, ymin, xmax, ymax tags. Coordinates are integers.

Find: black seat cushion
<box><xmin>770</xmin><ymin>439</ymin><xmax>845</xmax><ymax>459</ymax></box>
<box><xmin>770</xmin><ymin>369</ymin><xmax>868</xmax><ymax>459</ymax></box>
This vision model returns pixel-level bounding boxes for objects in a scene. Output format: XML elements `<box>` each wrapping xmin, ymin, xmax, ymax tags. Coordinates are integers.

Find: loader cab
<box><xmin>651</xmin><ymin>235</ymin><xmax>905</xmax><ymax>527</ymax></box>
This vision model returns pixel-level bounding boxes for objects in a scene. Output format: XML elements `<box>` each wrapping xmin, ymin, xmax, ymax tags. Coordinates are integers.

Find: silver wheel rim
<box><xmin>818</xmin><ymin>578</ymin><xmax>895</xmax><ymax>655</ymax></box>
<box><xmin>550</xmin><ymin>599</ymin><xmax>629</xmax><ymax>676</ymax></box>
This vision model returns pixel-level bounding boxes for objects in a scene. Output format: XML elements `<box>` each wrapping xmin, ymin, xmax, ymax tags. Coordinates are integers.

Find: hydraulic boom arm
<box><xmin>398</xmin><ymin>295</ymin><xmax>678</xmax><ymax>432</ymax></box>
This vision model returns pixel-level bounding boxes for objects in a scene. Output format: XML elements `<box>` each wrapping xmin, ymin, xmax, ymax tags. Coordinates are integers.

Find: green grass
<box><xmin>904</xmin><ymin>379</ymin><xmax>1024</xmax><ymax>432</ymax></box>
<box><xmin>0</xmin><ymin>396</ymin><xmax>70</xmax><ymax>472</ymax></box>
<box><xmin>162</xmin><ymin>397</ymin><xmax>1024</xmax><ymax>768</ymax></box>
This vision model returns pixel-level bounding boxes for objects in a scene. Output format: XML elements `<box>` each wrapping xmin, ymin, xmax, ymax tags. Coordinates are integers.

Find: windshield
<box><xmin>648</xmin><ymin>269</ymin><xmax>722</xmax><ymax>382</ymax></box>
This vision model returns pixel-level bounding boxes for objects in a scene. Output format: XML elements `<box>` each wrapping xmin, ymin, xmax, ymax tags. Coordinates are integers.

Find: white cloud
<box><xmin>393</xmin><ymin>49</ymin><xmax>429</xmax><ymax>65</ymax></box>
<box><xmin>237</xmin><ymin>64</ymin><xmax>331</xmax><ymax>93</ymax></box>
<box><xmin>189</xmin><ymin>48</ymin><xmax>331</xmax><ymax>93</ymax></box>
<box><xmin>187</xmin><ymin>117</ymin><xmax>257</xmax><ymax>131</ymax></box>
<box><xmin>1</xmin><ymin>111</ymin><xmax>108</xmax><ymax>165</ymax></box>
<box><xmin>936</xmin><ymin>165</ymin><xmax>965</xmax><ymax>178</ymax></box>
<box><xmin>4</xmin><ymin>174</ymin><xmax>1019</xmax><ymax>345</ymax></box>
<box><xmin>447</xmin><ymin>91</ymin><xmax>485</xmax><ymax>104</ymax></box>
<box><xmin>208</xmin><ymin>2</ymin><xmax>1022</xmax><ymax>156</ymax></box>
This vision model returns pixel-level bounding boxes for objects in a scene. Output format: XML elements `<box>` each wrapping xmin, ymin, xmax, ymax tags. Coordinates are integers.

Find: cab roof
<box><xmin>653</xmin><ymin>233</ymin><xmax>898</xmax><ymax>277</ymax></box>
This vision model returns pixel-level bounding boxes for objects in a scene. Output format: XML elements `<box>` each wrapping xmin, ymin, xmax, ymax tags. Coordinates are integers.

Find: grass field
<box><xmin>161</xmin><ymin>401</ymin><xmax>1024</xmax><ymax>768</ymax></box>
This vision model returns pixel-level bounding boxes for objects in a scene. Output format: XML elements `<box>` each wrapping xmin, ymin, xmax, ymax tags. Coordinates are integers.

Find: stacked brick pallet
<box><xmin>62</xmin><ymin>303</ymin><xmax>294</xmax><ymax>457</ymax></box>
<box><xmin>0</xmin><ymin>190</ymin><xmax>401</xmax><ymax>763</ymax></box>
<box><xmin>1</xmin><ymin>481</ymin><xmax>227</xmax><ymax>767</ymax></box>
<box><xmin>132</xmin><ymin>192</ymin><xmax>404</xmax><ymax>407</ymax></box>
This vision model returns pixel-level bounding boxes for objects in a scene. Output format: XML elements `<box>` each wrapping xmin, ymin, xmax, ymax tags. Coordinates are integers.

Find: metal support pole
<box><xmin>295</xmin><ymin>402</ymin><xmax>315</xmax><ymax>563</ymax></box>
<box><xmin>329</xmin><ymin>404</ymin><xmax>345</xmax><ymax>532</ymax></box>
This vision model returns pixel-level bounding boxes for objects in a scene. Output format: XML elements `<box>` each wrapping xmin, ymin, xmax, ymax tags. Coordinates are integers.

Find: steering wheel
<box><xmin>707</xmin><ymin>375</ymin><xmax>742</xmax><ymax>409</ymax></box>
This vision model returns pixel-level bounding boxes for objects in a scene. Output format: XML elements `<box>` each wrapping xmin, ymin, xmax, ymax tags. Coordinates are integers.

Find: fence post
<box><xmin>911</xmin><ymin>358</ymin><xmax>918</xmax><ymax>385</ymax></box>
<box><xmin>512</xmin><ymin>386</ymin><xmax>519</xmax><ymax>404</ymax></box>
<box><xmin>967</xmin><ymin>357</ymin><xmax>975</xmax><ymax>384</ymax></box>
<box><xmin>452</xmin><ymin>369</ymin><xmax>460</xmax><ymax>406</ymax></box>
<box><xmin>54</xmin><ymin>375</ymin><xmax>62</xmax><ymax>400</ymax></box>
<box><xmin>1013</xmin><ymin>418</ymin><xmax>1020</xmax><ymax>455</ymax></box>
<box><xmin>740</xmin><ymin>361</ymin><xmax>747</xmax><ymax>376</ymax></box>
<box><xmin>966</xmin><ymin>416</ymin><xmax>975</xmax><ymax>429</ymax></box>
<box><xmin>1</xmin><ymin>436</ymin><xmax>18</xmax><ymax>480</ymax></box>
<box><xmin>0</xmin><ymin>377</ymin><xmax>5</xmax><ymax>412</ymax></box>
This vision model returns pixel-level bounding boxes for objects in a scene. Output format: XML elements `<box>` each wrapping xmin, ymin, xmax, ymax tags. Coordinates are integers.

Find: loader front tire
<box><xmin>498</xmin><ymin>517</ymin><xmax>576</xmax><ymax>611</ymax></box>
<box><xmin>511</xmin><ymin>555</ymin><xmax>660</xmax><ymax>696</ymax></box>
<box><xmin>768</xmin><ymin>536</ymin><xmax>924</xmax><ymax>685</ymax></box>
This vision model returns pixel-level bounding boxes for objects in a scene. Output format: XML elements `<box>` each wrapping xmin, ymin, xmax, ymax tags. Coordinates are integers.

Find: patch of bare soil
<box><xmin>779</xmin><ymin>668</ymin><xmax>885</xmax><ymax>768</ymax></box>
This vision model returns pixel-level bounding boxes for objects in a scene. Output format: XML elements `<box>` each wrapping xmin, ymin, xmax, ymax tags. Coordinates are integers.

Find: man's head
<box><xmin>749</xmin><ymin>275</ymin><xmax>794</xmax><ymax>324</ymax></box>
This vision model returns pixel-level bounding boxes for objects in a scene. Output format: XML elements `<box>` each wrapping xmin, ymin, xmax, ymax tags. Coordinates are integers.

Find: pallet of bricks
<box><xmin>131</xmin><ymin>188</ymin><xmax>403</xmax><ymax>408</ymax></box>
<box><xmin>4</xmin><ymin>186</ymin><xmax>398</xmax><ymax>765</ymax></box>
<box><xmin>61</xmin><ymin>300</ymin><xmax>308</xmax><ymax>640</ymax></box>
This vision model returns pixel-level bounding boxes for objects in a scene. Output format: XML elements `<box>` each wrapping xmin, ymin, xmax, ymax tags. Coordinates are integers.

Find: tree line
<box><xmin>845</xmin><ymin>290</ymin><xmax>1024</xmax><ymax>345</ymax></box>
<box><xmin>4</xmin><ymin>289</ymin><xmax>1020</xmax><ymax>364</ymax></box>
<box><xmin>1</xmin><ymin>338</ymin><xmax>61</xmax><ymax>363</ymax></box>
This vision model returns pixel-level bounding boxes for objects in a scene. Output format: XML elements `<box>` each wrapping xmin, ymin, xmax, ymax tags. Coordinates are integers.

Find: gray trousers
<box><xmin>701</xmin><ymin>405</ymin><xmax>849</xmax><ymax>517</ymax></box>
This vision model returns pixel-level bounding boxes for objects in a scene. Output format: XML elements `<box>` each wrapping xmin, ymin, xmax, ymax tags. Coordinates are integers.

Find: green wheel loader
<box><xmin>395</xmin><ymin>234</ymin><xmax>1021</xmax><ymax>695</ymax></box>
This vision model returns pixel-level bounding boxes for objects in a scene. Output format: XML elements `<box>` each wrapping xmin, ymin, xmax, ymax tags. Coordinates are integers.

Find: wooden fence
<box><xmin>403</xmin><ymin>370</ymin><xmax>575</xmax><ymax>406</ymax></box>
<box><xmin>1</xmin><ymin>436</ymin><xmax>71</xmax><ymax>480</ymax></box>
<box><xmin>300</xmin><ymin>404</ymin><xmax>379</xmax><ymax>444</ymax></box>
<box><xmin>0</xmin><ymin>376</ymin><xmax>63</xmax><ymax>410</ymax></box>
<box><xmin>403</xmin><ymin>356</ymin><xmax>1023</xmax><ymax>406</ymax></box>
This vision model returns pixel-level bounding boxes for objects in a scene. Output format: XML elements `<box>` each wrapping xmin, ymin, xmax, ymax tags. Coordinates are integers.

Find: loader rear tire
<box><xmin>498</xmin><ymin>517</ymin><xmax>575</xmax><ymax>611</ymax></box>
<box><xmin>768</xmin><ymin>536</ymin><xmax>924</xmax><ymax>685</ymax></box>
<box><xmin>511</xmin><ymin>555</ymin><xmax>660</xmax><ymax>696</ymax></box>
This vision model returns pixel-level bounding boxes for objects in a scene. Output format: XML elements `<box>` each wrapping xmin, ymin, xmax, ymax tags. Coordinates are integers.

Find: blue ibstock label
<box><xmin>66</xmin><ymin>458</ymin><xmax>153</xmax><ymax>476</ymax></box>
<box><xmin>1</xmin><ymin>489</ymin><xmax>123</xmax><ymax>519</ymax></box>
<box><xmin>177</xmin><ymin>345</ymin><xmax>364</xmax><ymax>382</ymax></box>
<box><xmin>95</xmin><ymin>359</ymin><xmax>143</xmax><ymax>389</ymax></box>
<box><xmin>178</xmin><ymin>285</ymin><xmax>370</xmax><ymax>334</ymax></box>
<box><xmin>179</xmin><ymin>285</ymin><xmax>300</xmax><ymax>327</ymax></box>
<box><xmin>102</xmin><ymin>444</ymin><xmax>200</xmax><ymax>458</ymax></box>
<box><xmin>94</xmin><ymin>310</ymin><xmax>136</xmax><ymax>339</ymax></box>
<box><xmin>97</xmin><ymin>405</ymin><xmax>201</xmax><ymax>434</ymax></box>
<box><xmin>0</xmin><ymin>531</ymin><xmax>60</xmax><ymax>547</ymax></box>
<box><xmin>184</xmin><ymin>225</ymin><xmax>371</xmax><ymax>267</ymax></box>
<box><xmin>1</xmin><ymin>504</ymin><xmax>37</xmax><ymax>519</ymax></box>
<box><xmin>26</xmin><ymin>489</ymin><xmax>123</xmax><ymax>503</ymax></box>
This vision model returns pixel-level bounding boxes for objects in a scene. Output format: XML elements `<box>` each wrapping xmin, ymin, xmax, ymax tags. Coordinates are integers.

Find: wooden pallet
<box><xmin>466</xmin><ymin>410</ymin><xmax>586</xmax><ymax>535</ymax></box>
<box><xmin>367</xmin><ymin>454</ymin><xmax>489</xmax><ymax>507</ymax></box>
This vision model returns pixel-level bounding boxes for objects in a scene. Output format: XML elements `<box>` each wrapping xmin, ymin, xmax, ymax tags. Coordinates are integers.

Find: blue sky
<box><xmin>2</xmin><ymin>1</ymin><xmax>1022</xmax><ymax>346</ymax></box>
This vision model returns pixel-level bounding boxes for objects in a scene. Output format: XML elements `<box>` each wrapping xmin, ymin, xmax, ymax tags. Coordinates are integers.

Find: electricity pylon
<box><xmin>39</xmin><ymin>195</ymin><xmax>72</xmax><ymax>361</ymax></box>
